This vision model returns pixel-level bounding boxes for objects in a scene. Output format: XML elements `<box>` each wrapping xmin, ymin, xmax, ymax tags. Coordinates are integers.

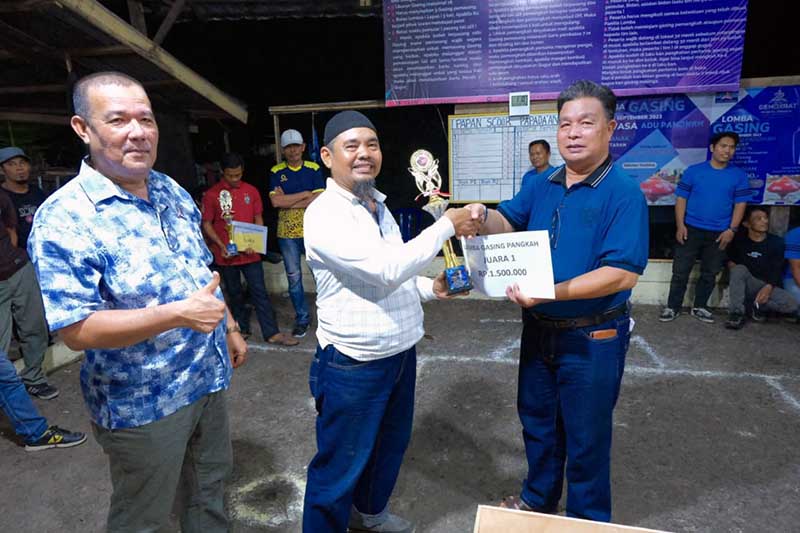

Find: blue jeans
<box><xmin>278</xmin><ymin>237</ymin><xmax>310</xmax><ymax>326</ymax></box>
<box><xmin>219</xmin><ymin>261</ymin><xmax>278</xmax><ymax>340</ymax></box>
<box><xmin>784</xmin><ymin>277</ymin><xmax>800</xmax><ymax>316</ymax></box>
<box><xmin>517</xmin><ymin>312</ymin><xmax>630</xmax><ymax>522</ymax></box>
<box><xmin>303</xmin><ymin>344</ymin><xmax>416</xmax><ymax>533</ymax></box>
<box><xmin>0</xmin><ymin>349</ymin><xmax>48</xmax><ymax>444</ymax></box>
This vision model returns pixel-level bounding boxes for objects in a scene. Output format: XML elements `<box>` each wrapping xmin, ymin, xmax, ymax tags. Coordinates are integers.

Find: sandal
<box><xmin>267</xmin><ymin>332</ymin><xmax>300</xmax><ymax>346</ymax></box>
<box><xmin>499</xmin><ymin>496</ymin><xmax>533</xmax><ymax>512</ymax></box>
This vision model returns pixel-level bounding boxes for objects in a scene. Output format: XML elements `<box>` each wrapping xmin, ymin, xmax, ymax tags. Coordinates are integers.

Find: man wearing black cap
<box><xmin>1</xmin><ymin>146</ymin><xmax>48</xmax><ymax>251</ymax></box>
<box><xmin>0</xmin><ymin>147</ymin><xmax>59</xmax><ymax>401</ymax></box>
<box><xmin>302</xmin><ymin>110</ymin><xmax>481</xmax><ymax>533</ymax></box>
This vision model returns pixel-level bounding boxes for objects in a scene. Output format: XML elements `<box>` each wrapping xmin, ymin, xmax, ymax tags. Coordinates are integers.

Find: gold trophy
<box><xmin>218</xmin><ymin>189</ymin><xmax>238</xmax><ymax>257</ymax></box>
<box><xmin>409</xmin><ymin>149</ymin><xmax>472</xmax><ymax>295</ymax></box>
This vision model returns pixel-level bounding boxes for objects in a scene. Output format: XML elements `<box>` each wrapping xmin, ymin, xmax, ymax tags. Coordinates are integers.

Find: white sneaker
<box><xmin>659</xmin><ymin>308</ymin><xmax>679</xmax><ymax>322</ymax></box>
<box><xmin>690</xmin><ymin>307</ymin><xmax>715</xmax><ymax>323</ymax></box>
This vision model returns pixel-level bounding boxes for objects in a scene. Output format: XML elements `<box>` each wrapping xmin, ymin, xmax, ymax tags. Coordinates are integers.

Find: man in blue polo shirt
<box><xmin>269</xmin><ymin>129</ymin><xmax>326</xmax><ymax>338</ymax></box>
<box><xmin>520</xmin><ymin>139</ymin><xmax>555</xmax><ymax>189</ymax></box>
<box><xmin>783</xmin><ymin>226</ymin><xmax>800</xmax><ymax>319</ymax></box>
<box><xmin>467</xmin><ymin>80</ymin><xmax>648</xmax><ymax>522</ymax></box>
<box><xmin>660</xmin><ymin>131</ymin><xmax>751</xmax><ymax>323</ymax></box>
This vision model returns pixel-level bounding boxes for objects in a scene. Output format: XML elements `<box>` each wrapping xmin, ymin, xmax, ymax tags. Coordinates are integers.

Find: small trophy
<box><xmin>218</xmin><ymin>189</ymin><xmax>238</xmax><ymax>257</ymax></box>
<box><xmin>409</xmin><ymin>149</ymin><xmax>472</xmax><ymax>295</ymax></box>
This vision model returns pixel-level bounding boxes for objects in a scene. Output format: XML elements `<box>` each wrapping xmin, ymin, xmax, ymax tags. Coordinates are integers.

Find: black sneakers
<box><xmin>25</xmin><ymin>382</ymin><xmax>60</xmax><ymax>400</ymax></box>
<box><xmin>725</xmin><ymin>313</ymin><xmax>745</xmax><ymax>330</ymax></box>
<box><xmin>751</xmin><ymin>303</ymin><xmax>767</xmax><ymax>322</ymax></box>
<box><xmin>292</xmin><ymin>323</ymin><xmax>309</xmax><ymax>338</ymax></box>
<box><xmin>25</xmin><ymin>426</ymin><xmax>87</xmax><ymax>452</ymax></box>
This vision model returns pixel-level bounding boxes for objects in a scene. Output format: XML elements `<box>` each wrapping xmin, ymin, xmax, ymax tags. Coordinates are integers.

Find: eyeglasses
<box><xmin>550</xmin><ymin>205</ymin><xmax>561</xmax><ymax>250</ymax></box>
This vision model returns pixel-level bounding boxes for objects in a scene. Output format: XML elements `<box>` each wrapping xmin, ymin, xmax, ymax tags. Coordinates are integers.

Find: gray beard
<box><xmin>351</xmin><ymin>178</ymin><xmax>376</xmax><ymax>201</ymax></box>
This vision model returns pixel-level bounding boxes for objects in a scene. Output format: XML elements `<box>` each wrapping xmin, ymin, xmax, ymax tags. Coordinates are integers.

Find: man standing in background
<box><xmin>1</xmin><ymin>147</ymin><xmax>48</xmax><ymax>251</ymax></box>
<box><xmin>269</xmin><ymin>129</ymin><xmax>325</xmax><ymax>338</ymax></box>
<box><xmin>520</xmin><ymin>139</ymin><xmax>554</xmax><ymax>188</ymax></box>
<box><xmin>202</xmin><ymin>152</ymin><xmax>297</xmax><ymax>346</ymax></box>
<box><xmin>660</xmin><ymin>131</ymin><xmax>751</xmax><ymax>324</ymax></box>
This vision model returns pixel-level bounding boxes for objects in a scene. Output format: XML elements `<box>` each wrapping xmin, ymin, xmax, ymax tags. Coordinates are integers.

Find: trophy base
<box><xmin>226</xmin><ymin>243</ymin><xmax>239</xmax><ymax>257</ymax></box>
<box><xmin>445</xmin><ymin>265</ymin><xmax>472</xmax><ymax>295</ymax></box>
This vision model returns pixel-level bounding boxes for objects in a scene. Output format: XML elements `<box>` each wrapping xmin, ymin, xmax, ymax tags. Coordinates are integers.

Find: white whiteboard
<box><xmin>448</xmin><ymin>112</ymin><xmax>563</xmax><ymax>203</ymax></box>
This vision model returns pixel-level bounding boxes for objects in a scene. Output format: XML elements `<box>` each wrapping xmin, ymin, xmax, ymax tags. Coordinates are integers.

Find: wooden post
<box><xmin>273</xmin><ymin>114</ymin><xmax>282</xmax><ymax>163</ymax></box>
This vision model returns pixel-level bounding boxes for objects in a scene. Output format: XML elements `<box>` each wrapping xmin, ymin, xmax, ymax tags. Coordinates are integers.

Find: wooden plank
<box><xmin>473</xmin><ymin>506</ymin><xmax>669</xmax><ymax>533</ymax></box>
<box><xmin>273</xmin><ymin>114</ymin><xmax>282</xmax><ymax>163</ymax></box>
<box><xmin>269</xmin><ymin>100</ymin><xmax>385</xmax><ymax>115</ymax></box>
<box><xmin>152</xmin><ymin>0</ymin><xmax>185</xmax><ymax>46</ymax></box>
<box><xmin>0</xmin><ymin>0</ymin><xmax>51</xmax><ymax>14</ymax></box>
<box><xmin>55</xmin><ymin>0</ymin><xmax>247</xmax><ymax>123</ymax></box>
<box><xmin>126</xmin><ymin>0</ymin><xmax>147</xmax><ymax>35</ymax></box>
<box><xmin>0</xmin><ymin>112</ymin><xmax>69</xmax><ymax>125</ymax></box>
<box><xmin>0</xmin><ymin>84</ymin><xmax>66</xmax><ymax>95</ymax></box>
<box><xmin>66</xmin><ymin>45</ymin><xmax>131</xmax><ymax>57</ymax></box>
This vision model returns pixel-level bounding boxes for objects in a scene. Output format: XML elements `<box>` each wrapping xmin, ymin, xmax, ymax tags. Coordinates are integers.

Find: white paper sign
<box><xmin>231</xmin><ymin>221</ymin><xmax>268</xmax><ymax>254</ymax></box>
<box><xmin>463</xmin><ymin>230</ymin><xmax>555</xmax><ymax>298</ymax></box>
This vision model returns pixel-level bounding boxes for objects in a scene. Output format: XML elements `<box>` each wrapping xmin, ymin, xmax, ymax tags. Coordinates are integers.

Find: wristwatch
<box><xmin>728</xmin><ymin>226</ymin><xmax>738</xmax><ymax>233</ymax></box>
<box><xmin>226</xmin><ymin>324</ymin><xmax>241</xmax><ymax>335</ymax></box>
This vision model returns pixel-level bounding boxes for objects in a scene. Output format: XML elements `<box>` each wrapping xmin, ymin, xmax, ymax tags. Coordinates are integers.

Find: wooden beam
<box><xmin>126</xmin><ymin>0</ymin><xmax>147</xmax><ymax>35</ymax></box>
<box><xmin>0</xmin><ymin>112</ymin><xmax>69</xmax><ymax>125</ymax></box>
<box><xmin>66</xmin><ymin>45</ymin><xmax>131</xmax><ymax>57</ymax></box>
<box><xmin>0</xmin><ymin>0</ymin><xmax>52</xmax><ymax>14</ymax></box>
<box><xmin>740</xmin><ymin>75</ymin><xmax>800</xmax><ymax>88</ymax></box>
<box><xmin>268</xmin><ymin>100</ymin><xmax>385</xmax><ymax>115</ymax></box>
<box><xmin>55</xmin><ymin>0</ymin><xmax>248</xmax><ymax>124</ymax></box>
<box><xmin>0</xmin><ymin>84</ymin><xmax>66</xmax><ymax>95</ymax></box>
<box><xmin>152</xmin><ymin>0</ymin><xmax>185</xmax><ymax>46</ymax></box>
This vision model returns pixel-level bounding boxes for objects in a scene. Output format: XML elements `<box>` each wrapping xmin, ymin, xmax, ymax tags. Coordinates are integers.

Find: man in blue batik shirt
<box><xmin>467</xmin><ymin>80</ymin><xmax>648</xmax><ymax>523</ymax></box>
<box><xmin>28</xmin><ymin>72</ymin><xmax>247</xmax><ymax>533</ymax></box>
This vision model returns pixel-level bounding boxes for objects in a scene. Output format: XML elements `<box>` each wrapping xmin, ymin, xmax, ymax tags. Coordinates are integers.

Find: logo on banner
<box><xmin>758</xmin><ymin>88</ymin><xmax>798</xmax><ymax>115</ymax></box>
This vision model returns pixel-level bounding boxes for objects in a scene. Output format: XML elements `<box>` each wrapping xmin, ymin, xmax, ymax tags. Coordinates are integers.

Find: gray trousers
<box><xmin>0</xmin><ymin>262</ymin><xmax>47</xmax><ymax>386</ymax></box>
<box><xmin>93</xmin><ymin>391</ymin><xmax>233</xmax><ymax>533</ymax></box>
<box><xmin>728</xmin><ymin>264</ymin><xmax>799</xmax><ymax>315</ymax></box>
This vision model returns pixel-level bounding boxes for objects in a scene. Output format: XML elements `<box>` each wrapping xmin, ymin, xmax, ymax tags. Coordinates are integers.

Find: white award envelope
<box><xmin>231</xmin><ymin>221</ymin><xmax>268</xmax><ymax>254</ymax></box>
<box><xmin>463</xmin><ymin>230</ymin><xmax>555</xmax><ymax>299</ymax></box>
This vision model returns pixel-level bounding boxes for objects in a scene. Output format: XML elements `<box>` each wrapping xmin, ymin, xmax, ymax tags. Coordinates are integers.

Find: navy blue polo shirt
<box><xmin>497</xmin><ymin>157</ymin><xmax>649</xmax><ymax>318</ymax></box>
<box><xmin>675</xmin><ymin>161</ymin><xmax>750</xmax><ymax>232</ymax></box>
<box><xmin>520</xmin><ymin>165</ymin><xmax>555</xmax><ymax>189</ymax></box>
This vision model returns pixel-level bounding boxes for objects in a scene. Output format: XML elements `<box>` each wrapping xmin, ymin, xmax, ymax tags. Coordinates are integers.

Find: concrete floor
<box><xmin>1</xmin><ymin>299</ymin><xmax>799</xmax><ymax>532</ymax></box>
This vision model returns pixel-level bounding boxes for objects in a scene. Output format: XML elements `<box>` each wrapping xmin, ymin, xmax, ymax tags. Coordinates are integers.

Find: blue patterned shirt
<box><xmin>28</xmin><ymin>160</ymin><xmax>231</xmax><ymax>429</ymax></box>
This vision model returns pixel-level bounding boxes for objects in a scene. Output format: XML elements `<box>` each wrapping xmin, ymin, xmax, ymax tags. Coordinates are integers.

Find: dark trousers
<box><xmin>303</xmin><ymin>344</ymin><xmax>416</xmax><ymax>533</ymax></box>
<box><xmin>517</xmin><ymin>313</ymin><xmax>630</xmax><ymax>522</ymax></box>
<box><xmin>667</xmin><ymin>225</ymin><xmax>727</xmax><ymax>310</ymax></box>
<box><xmin>219</xmin><ymin>260</ymin><xmax>279</xmax><ymax>340</ymax></box>
<box><xmin>93</xmin><ymin>392</ymin><xmax>232</xmax><ymax>533</ymax></box>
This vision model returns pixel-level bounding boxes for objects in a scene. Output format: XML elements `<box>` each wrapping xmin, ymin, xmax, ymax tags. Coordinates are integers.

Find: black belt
<box><xmin>525</xmin><ymin>302</ymin><xmax>630</xmax><ymax>329</ymax></box>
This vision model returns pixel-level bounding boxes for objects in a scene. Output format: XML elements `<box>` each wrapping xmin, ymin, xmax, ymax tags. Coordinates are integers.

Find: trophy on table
<box><xmin>409</xmin><ymin>149</ymin><xmax>472</xmax><ymax>295</ymax></box>
<box><xmin>218</xmin><ymin>189</ymin><xmax>238</xmax><ymax>257</ymax></box>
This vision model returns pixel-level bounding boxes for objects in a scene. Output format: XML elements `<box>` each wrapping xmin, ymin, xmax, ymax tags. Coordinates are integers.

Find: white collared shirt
<box><xmin>304</xmin><ymin>178</ymin><xmax>455</xmax><ymax>360</ymax></box>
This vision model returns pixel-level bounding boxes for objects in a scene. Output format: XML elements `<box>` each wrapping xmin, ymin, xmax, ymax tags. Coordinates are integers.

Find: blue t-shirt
<box><xmin>497</xmin><ymin>158</ymin><xmax>649</xmax><ymax>318</ymax></box>
<box><xmin>269</xmin><ymin>160</ymin><xmax>325</xmax><ymax>238</ymax></box>
<box><xmin>675</xmin><ymin>161</ymin><xmax>751</xmax><ymax>232</ymax></box>
<box><xmin>520</xmin><ymin>165</ymin><xmax>555</xmax><ymax>189</ymax></box>
<box><xmin>783</xmin><ymin>227</ymin><xmax>800</xmax><ymax>281</ymax></box>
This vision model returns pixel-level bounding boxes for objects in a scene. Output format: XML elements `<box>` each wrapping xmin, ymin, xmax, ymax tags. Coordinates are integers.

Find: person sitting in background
<box><xmin>781</xmin><ymin>225</ymin><xmax>800</xmax><ymax>322</ymax></box>
<box><xmin>725</xmin><ymin>207</ymin><xmax>798</xmax><ymax>329</ymax></box>
<box><xmin>1</xmin><ymin>348</ymin><xmax>86</xmax><ymax>451</ymax></box>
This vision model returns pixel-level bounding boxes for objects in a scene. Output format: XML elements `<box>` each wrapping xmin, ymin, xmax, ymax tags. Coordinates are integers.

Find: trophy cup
<box><xmin>218</xmin><ymin>189</ymin><xmax>238</xmax><ymax>257</ymax></box>
<box><xmin>409</xmin><ymin>149</ymin><xmax>472</xmax><ymax>295</ymax></box>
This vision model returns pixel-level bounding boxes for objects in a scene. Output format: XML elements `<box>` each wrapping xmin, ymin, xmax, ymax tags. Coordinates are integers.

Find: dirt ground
<box><xmin>1</xmin><ymin>299</ymin><xmax>798</xmax><ymax>532</ymax></box>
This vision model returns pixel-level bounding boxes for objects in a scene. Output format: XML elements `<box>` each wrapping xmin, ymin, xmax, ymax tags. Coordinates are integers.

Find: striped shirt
<box><xmin>304</xmin><ymin>178</ymin><xmax>454</xmax><ymax>360</ymax></box>
<box><xmin>28</xmin><ymin>160</ymin><xmax>231</xmax><ymax>429</ymax></box>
